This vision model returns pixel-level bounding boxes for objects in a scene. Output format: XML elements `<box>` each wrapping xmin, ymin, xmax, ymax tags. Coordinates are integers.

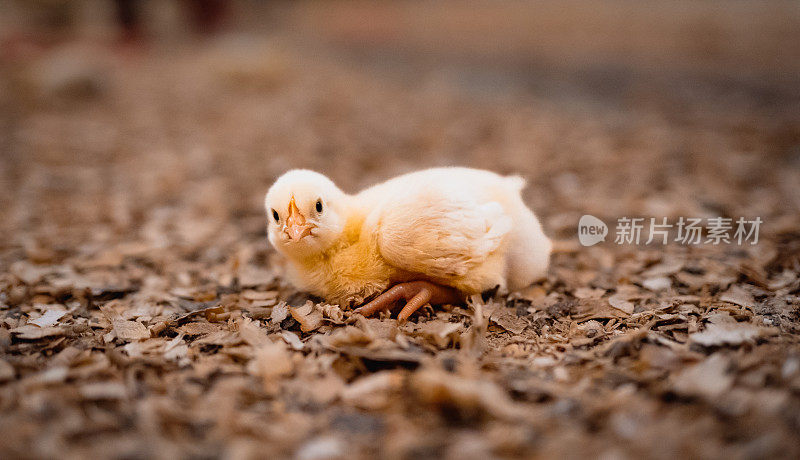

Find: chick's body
<box><xmin>267</xmin><ymin>167</ymin><xmax>551</xmax><ymax>306</ymax></box>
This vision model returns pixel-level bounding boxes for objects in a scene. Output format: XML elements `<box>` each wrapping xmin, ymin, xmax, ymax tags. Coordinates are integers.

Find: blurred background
<box><xmin>1</xmin><ymin>1</ymin><xmax>800</xmax><ymax>458</ymax></box>
<box><xmin>1</xmin><ymin>0</ymin><xmax>799</xmax><ymax>249</ymax></box>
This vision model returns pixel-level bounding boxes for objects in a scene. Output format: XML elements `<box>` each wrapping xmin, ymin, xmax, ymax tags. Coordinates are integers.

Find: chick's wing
<box><xmin>374</xmin><ymin>188</ymin><xmax>512</xmax><ymax>279</ymax></box>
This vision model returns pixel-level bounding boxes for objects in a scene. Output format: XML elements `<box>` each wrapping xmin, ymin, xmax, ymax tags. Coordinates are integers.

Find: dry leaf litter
<box><xmin>1</xmin><ymin>5</ymin><xmax>800</xmax><ymax>459</ymax></box>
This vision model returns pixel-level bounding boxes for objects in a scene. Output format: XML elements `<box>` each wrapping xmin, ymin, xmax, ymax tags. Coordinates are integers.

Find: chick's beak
<box><xmin>285</xmin><ymin>196</ymin><xmax>313</xmax><ymax>241</ymax></box>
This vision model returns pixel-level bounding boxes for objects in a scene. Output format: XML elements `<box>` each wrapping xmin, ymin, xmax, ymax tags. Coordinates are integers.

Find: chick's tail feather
<box><xmin>505</xmin><ymin>175</ymin><xmax>527</xmax><ymax>192</ymax></box>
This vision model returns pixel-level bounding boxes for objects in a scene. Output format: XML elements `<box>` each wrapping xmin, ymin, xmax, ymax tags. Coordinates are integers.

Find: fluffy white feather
<box><xmin>264</xmin><ymin>167</ymin><xmax>551</xmax><ymax>306</ymax></box>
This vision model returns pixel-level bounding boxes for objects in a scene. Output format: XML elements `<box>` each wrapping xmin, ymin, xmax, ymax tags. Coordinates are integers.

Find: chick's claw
<box><xmin>353</xmin><ymin>281</ymin><xmax>462</xmax><ymax>322</ymax></box>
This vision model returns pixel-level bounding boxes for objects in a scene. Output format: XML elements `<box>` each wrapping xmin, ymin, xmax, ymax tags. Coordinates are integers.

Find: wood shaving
<box><xmin>290</xmin><ymin>301</ymin><xmax>324</xmax><ymax>332</ymax></box>
<box><xmin>112</xmin><ymin>320</ymin><xmax>150</xmax><ymax>342</ymax></box>
<box><xmin>1</xmin><ymin>7</ymin><xmax>799</xmax><ymax>457</ymax></box>
<box><xmin>28</xmin><ymin>307</ymin><xmax>67</xmax><ymax>328</ymax></box>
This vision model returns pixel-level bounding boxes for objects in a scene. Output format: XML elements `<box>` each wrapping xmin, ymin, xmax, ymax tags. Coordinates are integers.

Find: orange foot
<box><xmin>353</xmin><ymin>281</ymin><xmax>463</xmax><ymax>322</ymax></box>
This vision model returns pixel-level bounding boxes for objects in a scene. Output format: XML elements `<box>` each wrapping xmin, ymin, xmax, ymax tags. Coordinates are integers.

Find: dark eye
<box><xmin>271</xmin><ymin>209</ymin><xmax>279</xmax><ymax>222</ymax></box>
<box><xmin>315</xmin><ymin>199</ymin><xmax>323</xmax><ymax>213</ymax></box>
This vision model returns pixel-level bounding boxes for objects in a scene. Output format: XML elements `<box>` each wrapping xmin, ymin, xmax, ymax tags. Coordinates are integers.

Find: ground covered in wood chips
<box><xmin>2</xmin><ymin>18</ymin><xmax>800</xmax><ymax>460</ymax></box>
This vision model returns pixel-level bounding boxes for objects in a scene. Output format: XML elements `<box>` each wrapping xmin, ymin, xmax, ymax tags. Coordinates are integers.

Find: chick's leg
<box><xmin>352</xmin><ymin>284</ymin><xmax>410</xmax><ymax>317</ymax></box>
<box><xmin>397</xmin><ymin>288</ymin><xmax>432</xmax><ymax>322</ymax></box>
<box><xmin>353</xmin><ymin>281</ymin><xmax>462</xmax><ymax>322</ymax></box>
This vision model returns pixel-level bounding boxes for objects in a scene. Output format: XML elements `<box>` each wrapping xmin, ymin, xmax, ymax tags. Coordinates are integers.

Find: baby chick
<box><xmin>265</xmin><ymin>167</ymin><xmax>551</xmax><ymax>321</ymax></box>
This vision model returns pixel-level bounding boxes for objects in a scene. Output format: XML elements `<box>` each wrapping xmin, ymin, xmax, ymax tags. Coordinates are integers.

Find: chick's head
<box><xmin>265</xmin><ymin>170</ymin><xmax>348</xmax><ymax>259</ymax></box>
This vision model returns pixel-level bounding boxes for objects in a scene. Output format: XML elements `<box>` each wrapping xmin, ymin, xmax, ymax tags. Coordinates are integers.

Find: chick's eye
<box><xmin>272</xmin><ymin>209</ymin><xmax>279</xmax><ymax>222</ymax></box>
<box><xmin>315</xmin><ymin>199</ymin><xmax>323</xmax><ymax>213</ymax></box>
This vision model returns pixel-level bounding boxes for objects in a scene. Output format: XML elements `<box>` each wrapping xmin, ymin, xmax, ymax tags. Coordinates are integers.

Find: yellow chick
<box><xmin>265</xmin><ymin>167</ymin><xmax>551</xmax><ymax>321</ymax></box>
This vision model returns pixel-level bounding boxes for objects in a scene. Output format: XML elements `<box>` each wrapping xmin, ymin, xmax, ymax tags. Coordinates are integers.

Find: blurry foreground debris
<box><xmin>0</xmin><ymin>1</ymin><xmax>799</xmax><ymax>458</ymax></box>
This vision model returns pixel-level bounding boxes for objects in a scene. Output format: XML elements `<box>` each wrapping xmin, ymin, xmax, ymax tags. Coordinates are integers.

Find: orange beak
<box><xmin>285</xmin><ymin>196</ymin><xmax>313</xmax><ymax>241</ymax></box>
